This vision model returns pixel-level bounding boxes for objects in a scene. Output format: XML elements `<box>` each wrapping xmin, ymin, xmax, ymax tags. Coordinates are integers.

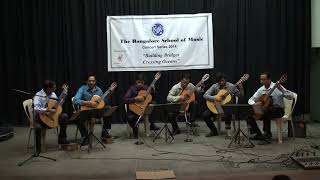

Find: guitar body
<box><xmin>128</xmin><ymin>90</ymin><xmax>152</xmax><ymax>116</ymax></box>
<box><xmin>214</xmin><ymin>89</ymin><xmax>232</xmax><ymax>104</ymax></box>
<box><xmin>206</xmin><ymin>101</ymin><xmax>218</xmax><ymax>114</ymax></box>
<box><xmin>180</xmin><ymin>89</ymin><xmax>196</xmax><ymax>111</ymax></box>
<box><xmin>39</xmin><ymin>99</ymin><xmax>62</xmax><ymax>128</ymax></box>
<box><xmin>253</xmin><ymin>94</ymin><xmax>273</xmax><ymax>120</ymax></box>
<box><xmin>80</xmin><ymin>95</ymin><xmax>105</xmax><ymax>110</ymax></box>
<box><xmin>206</xmin><ymin>89</ymin><xmax>232</xmax><ymax>114</ymax></box>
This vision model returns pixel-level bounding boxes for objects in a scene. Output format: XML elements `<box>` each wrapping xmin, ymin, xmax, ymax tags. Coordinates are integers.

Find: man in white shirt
<box><xmin>167</xmin><ymin>73</ymin><xmax>204</xmax><ymax>134</ymax></box>
<box><xmin>247</xmin><ymin>72</ymin><xmax>293</xmax><ymax>141</ymax></box>
<box><xmin>34</xmin><ymin>80</ymin><xmax>69</xmax><ymax>153</ymax></box>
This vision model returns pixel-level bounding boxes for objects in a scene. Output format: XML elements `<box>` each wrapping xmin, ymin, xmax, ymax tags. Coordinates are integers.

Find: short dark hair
<box><xmin>181</xmin><ymin>73</ymin><xmax>191</xmax><ymax>80</ymax></box>
<box><xmin>43</xmin><ymin>80</ymin><xmax>56</xmax><ymax>90</ymax></box>
<box><xmin>216</xmin><ymin>72</ymin><xmax>227</xmax><ymax>82</ymax></box>
<box><xmin>136</xmin><ymin>73</ymin><xmax>145</xmax><ymax>81</ymax></box>
<box><xmin>87</xmin><ymin>72</ymin><xmax>96</xmax><ymax>80</ymax></box>
<box><xmin>261</xmin><ymin>72</ymin><xmax>271</xmax><ymax>79</ymax></box>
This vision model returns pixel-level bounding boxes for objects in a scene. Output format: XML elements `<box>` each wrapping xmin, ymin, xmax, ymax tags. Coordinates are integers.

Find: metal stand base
<box><xmin>81</xmin><ymin>118</ymin><xmax>106</xmax><ymax>153</ymax></box>
<box><xmin>153</xmin><ymin>124</ymin><xmax>174</xmax><ymax>143</ymax></box>
<box><xmin>228</xmin><ymin>120</ymin><xmax>254</xmax><ymax>148</ymax></box>
<box><xmin>18</xmin><ymin>153</ymin><xmax>56</xmax><ymax>166</ymax></box>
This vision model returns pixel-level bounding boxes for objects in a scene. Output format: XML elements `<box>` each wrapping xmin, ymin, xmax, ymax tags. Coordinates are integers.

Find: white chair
<box><xmin>125</xmin><ymin>104</ymin><xmax>150</xmax><ymax>137</ymax></box>
<box><xmin>23</xmin><ymin>99</ymin><xmax>34</xmax><ymax>151</ymax></box>
<box><xmin>23</xmin><ymin>99</ymin><xmax>57</xmax><ymax>152</ymax></box>
<box><xmin>272</xmin><ymin>91</ymin><xmax>297</xmax><ymax>144</ymax></box>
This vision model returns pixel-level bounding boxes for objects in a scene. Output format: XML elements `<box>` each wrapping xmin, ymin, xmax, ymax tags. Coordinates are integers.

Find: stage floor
<box><xmin>1</xmin><ymin>121</ymin><xmax>320</xmax><ymax>180</ymax></box>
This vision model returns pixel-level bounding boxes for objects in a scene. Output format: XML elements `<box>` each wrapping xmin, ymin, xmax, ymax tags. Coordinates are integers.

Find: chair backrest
<box><xmin>283</xmin><ymin>91</ymin><xmax>298</xmax><ymax>118</ymax></box>
<box><xmin>23</xmin><ymin>99</ymin><xmax>34</xmax><ymax>128</ymax></box>
<box><xmin>71</xmin><ymin>97</ymin><xmax>77</xmax><ymax>112</ymax></box>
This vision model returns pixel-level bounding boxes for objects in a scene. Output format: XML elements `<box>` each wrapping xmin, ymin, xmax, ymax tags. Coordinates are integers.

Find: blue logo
<box><xmin>152</xmin><ymin>23</ymin><xmax>164</xmax><ymax>37</ymax></box>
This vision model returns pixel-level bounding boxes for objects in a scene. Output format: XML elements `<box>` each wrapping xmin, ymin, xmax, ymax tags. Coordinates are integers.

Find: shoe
<box><xmin>172</xmin><ymin>129</ymin><xmax>181</xmax><ymax>135</ymax></box>
<box><xmin>263</xmin><ymin>132</ymin><xmax>272</xmax><ymax>140</ymax></box>
<box><xmin>150</xmin><ymin>124</ymin><xmax>160</xmax><ymax>131</ymax></box>
<box><xmin>206</xmin><ymin>129</ymin><xmax>218</xmax><ymax>137</ymax></box>
<box><xmin>79</xmin><ymin>137</ymin><xmax>89</xmax><ymax>146</ymax></box>
<box><xmin>189</xmin><ymin>122</ymin><xmax>200</xmax><ymax>127</ymax></box>
<box><xmin>258</xmin><ymin>139</ymin><xmax>271</xmax><ymax>145</ymax></box>
<box><xmin>58</xmin><ymin>138</ymin><xmax>70</xmax><ymax>145</ymax></box>
<box><xmin>249</xmin><ymin>133</ymin><xmax>264</xmax><ymax>140</ymax></box>
<box><xmin>101</xmin><ymin>131</ymin><xmax>112</xmax><ymax>138</ymax></box>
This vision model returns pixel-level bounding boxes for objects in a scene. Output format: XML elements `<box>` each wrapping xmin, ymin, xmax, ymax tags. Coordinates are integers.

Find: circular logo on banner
<box><xmin>152</xmin><ymin>23</ymin><xmax>164</xmax><ymax>37</ymax></box>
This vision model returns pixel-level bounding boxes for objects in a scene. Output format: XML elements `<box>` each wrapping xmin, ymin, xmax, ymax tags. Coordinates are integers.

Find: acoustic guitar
<box><xmin>80</xmin><ymin>82</ymin><xmax>117</xmax><ymax>110</ymax></box>
<box><xmin>206</xmin><ymin>74</ymin><xmax>249</xmax><ymax>114</ymax></box>
<box><xmin>39</xmin><ymin>84</ymin><xmax>68</xmax><ymax>128</ymax></box>
<box><xmin>253</xmin><ymin>74</ymin><xmax>288</xmax><ymax>120</ymax></box>
<box><xmin>129</xmin><ymin>72</ymin><xmax>161</xmax><ymax>116</ymax></box>
<box><xmin>180</xmin><ymin>74</ymin><xmax>209</xmax><ymax>112</ymax></box>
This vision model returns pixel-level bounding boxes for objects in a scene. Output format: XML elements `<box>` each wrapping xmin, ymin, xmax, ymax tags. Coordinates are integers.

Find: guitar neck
<box><xmin>266</xmin><ymin>83</ymin><xmax>278</xmax><ymax>96</ymax></box>
<box><xmin>221</xmin><ymin>82</ymin><xmax>238</xmax><ymax>97</ymax></box>
<box><xmin>97</xmin><ymin>89</ymin><xmax>111</xmax><ymax>103</ymax></box>
<box><xmin>53</xmin><ymin>93</ymin><xmax>66</xmax><ymax>109</ymax></box>
<box><xmin>145</xmin><ymin>78</ymin><xmax>158</xmax><ymax>97</ymax></box>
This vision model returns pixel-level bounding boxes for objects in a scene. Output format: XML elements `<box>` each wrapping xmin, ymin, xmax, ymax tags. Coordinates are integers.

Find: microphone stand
<box><xmin>18</xmin><ymin>94</ymin><xmax>56</xmax><ymax>166</ymax></box>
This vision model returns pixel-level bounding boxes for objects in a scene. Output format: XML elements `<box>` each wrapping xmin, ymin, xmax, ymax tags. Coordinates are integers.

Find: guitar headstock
<box><xmin>237</xmin><ymin>74</ymin><xmax>249</xmax><ymax>84</ymax></box>
<box><xmin>278</xmin><ymin>74</ymin><xmax>288</xmax><ymax>84</ymax></box>
<box><xmin>109</xmin><ymin>82</ymin><xmax>118</xmax><ymax>91</ymax></box>
<box><xmin>154</xmin><ymin>72</ymin><xmax>161</xmax><ymax>80</ymax></box>
<box><xmin>61</xmin><ymin>84</ymin><xmax>68</xmax><ymax>95</ymax></box>
<box><xmin>201</xmin><ymin>74</ymin><xmax>210</xmax><ymax>82</ymax></box>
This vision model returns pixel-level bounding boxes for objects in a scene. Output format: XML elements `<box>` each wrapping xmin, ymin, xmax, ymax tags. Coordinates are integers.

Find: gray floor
<box><xmin>1</xmin><ymin>121</ymin><xmax>320</xmax><ymax>179</ymax></box>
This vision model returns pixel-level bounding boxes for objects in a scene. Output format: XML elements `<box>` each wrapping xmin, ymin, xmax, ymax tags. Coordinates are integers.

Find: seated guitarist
<box><xmin>73</xmin><ymin>73</ymin><xmax>115</xmax><ymax>140</ymax></box>
<box><xmin>167</xmin><ymin>73</ymin><xmax>204</xmax><ymax>135</ymax></box>
<box><xmin>123</xmin><ymin>73</ymin><xmax>160</xmax><ymax>139</ymax></box>
<box><xmin>247</xmin><ymin>72</ymin><xmax>292</xmax><ymax>141</ymax></box>
<box><xmin>202</xmin><ymin>73</ymin><xmax>244</xmax><ymax>137</ymax></box>
<box><xmin>34</xmin><ymin>80</ymin><xmax>69</xmax><ymax>153</ymax></box>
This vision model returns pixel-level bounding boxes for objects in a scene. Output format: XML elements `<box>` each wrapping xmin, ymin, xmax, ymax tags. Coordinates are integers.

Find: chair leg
<box><xmin>127</xmin><ymin>122</ymin><xmax>131</xmax><ymax>138</ymax></box>
<box><xmin>289</xmin><ymin>120</ymin><xmax>296</xmax><ymax>140</ymax></box>
<box><xmin>276</xmin><ymin>119</ymin><xmax>283</xmax><ymax>144</ymax></box>
<box><xmin>144</xmin><ymin>115</ymin><xmax>150</xmax><ymax>136</ymax></box>
<box><xmin>27</xmin><ymin>128</ymin><xmax>33</xmax><ymax>151</ymax></box>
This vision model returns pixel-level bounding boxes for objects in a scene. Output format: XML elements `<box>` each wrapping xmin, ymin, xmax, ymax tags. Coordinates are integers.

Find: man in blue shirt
<box><xmin>73</xmin><ymin>73</ymin><xmax>115</xmax><ymax>139</ymax></box>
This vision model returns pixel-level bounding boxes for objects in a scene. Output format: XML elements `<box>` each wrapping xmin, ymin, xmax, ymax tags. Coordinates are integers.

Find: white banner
<box><xmin>106</xmin><ymin>13</ymin><xmax>214</xmax><ymax>71</ymax></box>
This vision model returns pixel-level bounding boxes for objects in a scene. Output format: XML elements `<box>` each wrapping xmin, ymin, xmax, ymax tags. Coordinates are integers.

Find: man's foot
<box><xmin>79</xmin><ymin>137</ymin><xmax>89</xmax><ymax>146</ymax></box>
<box><xmin>249</xmin><ymin>133</ymin><xmax>264</xmax><ymax>140</ymax></box>
<box><xmin>101</xmin><ymin>131</ymin><xmax>112</xmax><ymax>138</ymax></box>
<box><xmin>188</xmin><ymin>122</ymin><xmax>200</xmax><ymax>127</ymax></box>
<box><xmin>263</xmin><ymin>132</ymin><xmax>272</xmax><ymax>140</ymax></box>
<box><xmin>205</xmin><ymin>129</ymin><xmax>219</xmax><ymax>137</ymax></box>
<box><xmin>172</xmin><ymin>129</ymin><xmax>181</xmax><ymax>135</ymax></box>
<box><xmin>150</xmin><ymin>124</ymin><xmax>160</xmax><ymax>131</ymax></box>
<box><xmin>58</xmin><ymin>138</ymin><xmax>70</xmax><ymax>145</ymax></box>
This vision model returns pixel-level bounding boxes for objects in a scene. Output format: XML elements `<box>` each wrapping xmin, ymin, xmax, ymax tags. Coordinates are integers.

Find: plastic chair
<box><xmin>272</xmin><ymin>91</ymin><xmax>297</xmax><ymax>144</ymax></box>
